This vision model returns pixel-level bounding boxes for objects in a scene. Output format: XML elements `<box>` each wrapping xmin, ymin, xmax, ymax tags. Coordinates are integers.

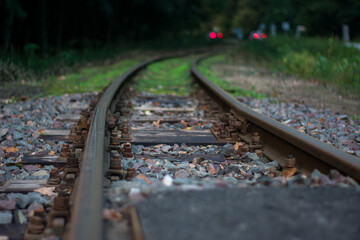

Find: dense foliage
<box><xmin>1</xmin><ymin>0</ymin><xmax>359</xmax><ymax>54</ymax></box>
<box><xmin>0</xmin><ymin>0</ymin><xmax>224</xmax><ymax>53</ymax></box>
<box><xmin>217</xmin><ymin>0</ymin><xmax>360</xmax><ymax>38</ymax></box>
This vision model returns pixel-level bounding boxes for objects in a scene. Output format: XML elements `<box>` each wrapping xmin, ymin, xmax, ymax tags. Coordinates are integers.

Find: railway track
<box><xmin>5</xmin><ymin>53</ymin><xmax>359</xmax><ymax>239</ymax></box>
<box><xmin>69</xmin><ymin>53</ymin><xmax>360</xmax><ymax>240</ymax></box>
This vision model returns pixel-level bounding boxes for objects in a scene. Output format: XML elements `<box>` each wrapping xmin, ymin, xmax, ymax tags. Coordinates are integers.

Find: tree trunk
<box><xmin>56</xmin><ymin>2</ymin><xmax>64</xmax><ymax>51</ymax></box>
<box><xmin>3</xmin><ymin>2</ymin><xmax>15</xmax><ymax>53</ymax></box>
<box><xmin>40</xmin><ymin>0</ymin><xmax>47</xmax><ymax>55</ymax></box>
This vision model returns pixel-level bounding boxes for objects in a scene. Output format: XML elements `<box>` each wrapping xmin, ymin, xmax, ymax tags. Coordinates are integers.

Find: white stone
<box><xmin>162</xmin><ymin>175</ymin><xmax>173</xmax><ymax>187</ymax></box>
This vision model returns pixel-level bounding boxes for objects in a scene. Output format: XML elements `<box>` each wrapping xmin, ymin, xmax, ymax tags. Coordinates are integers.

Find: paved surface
<box><xmin>137</xmin><ymin>187</ymin><xmax>360</xmax><ymax>240</ymax></box>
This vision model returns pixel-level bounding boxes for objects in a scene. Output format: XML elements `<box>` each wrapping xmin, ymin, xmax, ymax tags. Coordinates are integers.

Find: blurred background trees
<box><xmin>0</xmin><ymin>0</ymin><xmax>359</xmax><ymax>54</ymax></box>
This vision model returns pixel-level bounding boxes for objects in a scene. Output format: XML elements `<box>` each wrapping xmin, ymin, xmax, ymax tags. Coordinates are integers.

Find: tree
<box><xmin>1</xmin><ymin>0</ymin><xmax>26</xmax><ymax>52</ymax></box>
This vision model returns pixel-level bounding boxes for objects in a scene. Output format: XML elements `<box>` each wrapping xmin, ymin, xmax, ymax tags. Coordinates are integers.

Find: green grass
<box><xmin>197</xmin><ymin>55</ymin><xmax>267</xmax><ymax>99</ymax></box>
<box><xmin>43</xmin><ymin>59</ymin><xmax>141</xmax><ymax>96</ymax></box>
<box><xmin>238</xmin><ymin>36</ymin><xmax>360</xmax><ymax>93</ymax></box>
<box><xmin>134</xmin><ymin>57</ymin><xmax>194</xmax><ymax>96</ymax></box>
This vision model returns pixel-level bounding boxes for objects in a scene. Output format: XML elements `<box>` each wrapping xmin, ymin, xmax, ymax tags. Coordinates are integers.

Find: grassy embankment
<box><xmin>200</xmin><ymin>36</ymin><xmax>360</xmax><ymax>97</ymax></box>
<box><xmin>242</xmin><ymin>36</ymin><xmax>360</xmax><ymax>93</ymax></box>
<box><xmin>200</xmin><ymin>36</ymin><xmax>360</xmax><ymax>95</ymax></box>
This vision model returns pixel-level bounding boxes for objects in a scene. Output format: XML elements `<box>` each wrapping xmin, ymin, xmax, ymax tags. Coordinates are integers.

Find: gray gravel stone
<box><xmin>14</xmin><ymin>209</ymin><xmax>27</xmax><ymax>224</ymax></box>
<box><xmin>0</xmin><ymin>210</ymin><xmax>13</xmax><ymax>224</ymax></box>
<box><xmin>6</xmin><ymin>193</ymin><xmax>30</xmax><ymax>208</ymax></box>
<box><xmin>28</xmin><ymin>192</ymin><xmax>50</xmax><ymax>205</ymax></box>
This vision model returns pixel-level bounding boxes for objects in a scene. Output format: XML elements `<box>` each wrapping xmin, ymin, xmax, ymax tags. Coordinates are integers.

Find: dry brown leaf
<box><xmin>135</xmin><ymin>174</ymin><xmax>152</xmax><ymax>184</ymax></box>
<box><xmin>1</xmin><ymin>146</ymin><xmax>19</xmax><ymax>153</ymax></box>
<box><xmin>153</xmin><ymin>120</ymin><xmax>160</xmax><ymax>128</ymax></box>
<box><xmin>48</xmin><ymin>151</ymin><xmax>55</xmax><ymax>155</ymax></box>
<box><xmin>180</xmin><ymin>120</ymin><xmax>188</xmax><ymax>127</ymax></box>
<box><xmin>234</xmin><ymin>142</ymin><xmax>244</xmax><ymax>151</ymax></box>
<box><xmin>282</xmin><ymin>167</ymin><xmax>297</xmax><ymax>178</ymax></box>
<box><xmin>103</xmin><ymin>209</ymin><xmax>123</xmax><ymax>221</ymax></box>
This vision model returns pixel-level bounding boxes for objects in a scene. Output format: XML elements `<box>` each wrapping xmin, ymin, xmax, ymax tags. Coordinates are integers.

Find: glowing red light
<box><xmin>209</xmin><ymin>32</ymin><xmax>216</xmax><ymax>39</ymax></box>
<box><xmin>217</xmin><ymin>32</ymin><xmax>223</xmax><ymax>39</ymax></box>
<box><xmin>253</xmin><ymin>33</ymin><xmax>259</xmax><ymax>39</ymax></box>
<box><xmin>261</xmin><ymin>33</ymin><xmax>267</xmax><ymax>39</ymax></box>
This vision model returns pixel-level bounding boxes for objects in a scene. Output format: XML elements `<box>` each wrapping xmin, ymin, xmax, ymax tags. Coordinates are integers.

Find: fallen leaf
<box><xmin>38</xmin><ymin>129</ymin><xmax>44</xmax><ymax>134</ymax></box>
<box><xmin>178</xmin><ymin>151</ymin><xmax>187</xmax><ymax>154</ymax></box>
<box><xmin>1</xmin><ymin>146</ymin><xmax>19</xmax><ymax>153</ymax></box>
<box><xmin>234</xmin><ymin>142</ymin><xmax>244</xmax><ymax>151</ymax></box>
<box><xmin>180</xmin><ymin>120</ymin><xmax>188</xmax><ymax>127</ymax></box>
<box><xmin>26</xmin><ymin>121</ymin><xmax>35</xmax><ymax>126</ymax></box>
<box><xmin>103</xmin><ymin>208</ymin><xmax>123</xmax><ymax>221</ymax></box>
<box><xmin>48</xmin><ymin>151</ymin><xmax>55</xmax><ymax>155</ymax></box>
<box><xmin>135</xmin><ymin>174</ymin><xmax>152</xmax><ymax>184</ymax></box>
<box><xmin>282</xmin><ymin>167</ymin><xmax>297</xmax><ymax>178</ymax></box>
<box><xmin>307</xmin><ymin>122</ymin><xmax>311</xmax><ymax>126</ymax></box>
<box><xmin>318</xmin><ymin>118</ymin><xmax>325</xmax><ymax>122</ymax></box>
<box><xmin>34</xmin><ymin>187</ymin><xmax>56</xmax><ymax>197</ymax></box>
<box><xmin>153</xmin><ymin>120</ymin><xmax>160</xmax><ymax>128</ymax></box>
<box><xmin>154</xmin><ymin>144</ymin><xmax>165</xmax><ymax>148</ymax></box>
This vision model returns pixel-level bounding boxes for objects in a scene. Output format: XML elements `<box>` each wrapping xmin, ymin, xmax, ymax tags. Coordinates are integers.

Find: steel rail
<box><xmin>66</xmin><ymin>57</ymin><xmax>167</xmax><ymax>240</ymax></box>
<box><xmin>191</xmin><ymin>56</ymin><xmax>360</xmax><ymax>181</ymax></box>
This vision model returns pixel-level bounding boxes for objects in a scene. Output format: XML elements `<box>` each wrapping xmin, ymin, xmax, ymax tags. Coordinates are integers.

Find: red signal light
<box><xmin>261</xmin><ymin>33</ymin><xmax>267</xmax><ymax>39</ymax></box>
<box><xmin>209</xmin><ymin>32</ymin><xmax>216</xmax><ymax>39</ymax></box>
<box><xmin>253</xmin><ymin>33</ymin><xmax>259</xmax><ymax>39</ymax></box>
<box><xmin>217</xmin><ymin>32</ymin><xmax>223</xmax><ymax>39</ymax></box>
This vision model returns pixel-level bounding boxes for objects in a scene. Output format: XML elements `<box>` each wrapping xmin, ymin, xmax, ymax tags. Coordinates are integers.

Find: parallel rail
<box><xmin>191</xmin><ymin>56</ymin><xmax>360</xmax><ymax>179</ymax></box>
<box><xmin>66</xmin><ymin>53</ymin><xmax>360</xmax><ymax>240</ymax></box>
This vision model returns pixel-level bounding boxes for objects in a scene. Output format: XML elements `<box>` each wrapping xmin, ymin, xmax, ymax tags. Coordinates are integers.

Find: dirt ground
<box><xmin>211</xmin><ymin>61</ymin><xmax>360</xmax><ymax>117</ymax></box>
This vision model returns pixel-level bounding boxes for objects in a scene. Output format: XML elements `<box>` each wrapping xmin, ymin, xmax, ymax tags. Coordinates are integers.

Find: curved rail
<box><xmin>66</xmin><ymin>57</ymin><xmax>166</xmax><ymax>240</ymax></box>
<box><xmin>191</xmin><ymin>56</ymin><xmax>360</xmax><ymax>180</ymax></box>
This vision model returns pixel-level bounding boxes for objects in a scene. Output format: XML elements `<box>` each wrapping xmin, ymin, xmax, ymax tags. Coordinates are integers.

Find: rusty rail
<box><xmin>191</xmin><ymin>56</ymin><xmax>360</xmax><ymax>180</ymax></box>
<box><xmin>66</xmin><ymin>58</ymin><xmax>167</xmax><ymax>240</ymax></box>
